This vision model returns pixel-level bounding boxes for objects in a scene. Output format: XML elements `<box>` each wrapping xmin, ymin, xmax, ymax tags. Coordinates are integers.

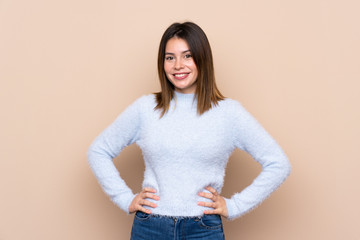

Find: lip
<box><xmin>173</xmin><ymin>72</ymin><xmax>190</xmax><ymax>80</ymax></box>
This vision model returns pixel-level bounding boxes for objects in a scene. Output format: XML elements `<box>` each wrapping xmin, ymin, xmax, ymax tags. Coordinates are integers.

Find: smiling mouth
<box><xmin>173</xmin><ymin>73</ymin><xmax>190</xmax><ymax>80</ymax></box>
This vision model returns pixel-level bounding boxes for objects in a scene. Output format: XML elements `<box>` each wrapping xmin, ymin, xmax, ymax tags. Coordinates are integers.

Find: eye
<box><xmin>165</xmin><ymin>56</ymin><xmax>174</xmax><ymax>61</ymax></box>
<box><xmin>184</xmin><ymin>54</ymin><xmax>192</xmax><ymax>59</ymax></box>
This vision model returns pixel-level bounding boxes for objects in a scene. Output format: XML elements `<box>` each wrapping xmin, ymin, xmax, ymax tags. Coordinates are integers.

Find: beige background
<box><xmin>0</xmin><ymin>0</ymin><xmax>358</xmax><ymax>239</ymax></box>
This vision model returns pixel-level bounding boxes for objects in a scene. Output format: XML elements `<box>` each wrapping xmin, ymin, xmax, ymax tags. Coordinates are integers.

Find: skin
<box><xmin>164</xmin><ymin>37</ymin><xmax>198</xmax><ymax>94</ymax></box>
<box><xmin>197</xmin><ymin>186</ymin><xmax>228</xmax><ymax>218</ymax></box>
<box><xmin>128</xmin><ymin>187</ymin><xmax>159</xmax><ymax>214</ymax></box>
<box><xmin>128</xmin><ymin>186</ymin><xmax>228</xmax><ymax>218</ymax></box>
<box><xmin>128</xmin><ymin>38</ymin><xmax>229</xmax><ymax>218</ymax></box>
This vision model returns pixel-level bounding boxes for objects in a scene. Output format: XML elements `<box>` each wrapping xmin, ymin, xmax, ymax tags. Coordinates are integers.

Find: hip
<box><xmin>130</xmin><ymin>211</ymin><xmax>225</xmax><ymax>240</ymax></box>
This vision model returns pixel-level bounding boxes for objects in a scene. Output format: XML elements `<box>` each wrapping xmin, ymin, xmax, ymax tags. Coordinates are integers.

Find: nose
<box><xmin>174</xmin><ymin>58</ymin><xmax>184</xmax><ymax>70</ymax></box>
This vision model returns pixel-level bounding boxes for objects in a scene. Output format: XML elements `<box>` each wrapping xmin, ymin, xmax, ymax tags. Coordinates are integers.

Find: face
<box><xmin>164</xmin><ymin>37</ymin><xmax>198</xmax><ymax>94</ymax></box>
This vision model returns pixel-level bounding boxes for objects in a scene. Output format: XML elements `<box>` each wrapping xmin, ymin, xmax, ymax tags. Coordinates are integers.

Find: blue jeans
<box><xmin>130</xmin><ymin>211</ymin><xmax>225</xmax><ymax>240</ymax></box>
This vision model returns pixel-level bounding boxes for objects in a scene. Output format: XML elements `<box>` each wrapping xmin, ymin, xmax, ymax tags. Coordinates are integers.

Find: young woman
<box><xmin>88</xmin><ymin>22</ymin><xmax>291</xmax><ymax>240</ymax></box>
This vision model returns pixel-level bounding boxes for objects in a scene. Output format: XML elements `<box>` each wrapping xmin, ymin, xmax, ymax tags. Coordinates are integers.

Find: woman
<box><xmin>88</xmin><ymin>22</ymin><xmax>291</xmax><ymax>239</ymax></box>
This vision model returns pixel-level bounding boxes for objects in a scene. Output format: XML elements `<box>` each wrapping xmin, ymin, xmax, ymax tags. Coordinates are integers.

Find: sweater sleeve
<box><xmin>87</xmin><ymin>97</ymin><xmax>144</xmax><ymax>214</ymax></box>
<box><xmin>224</xmin><ymin>101</ymin><xmax>291</xmax><ymax>220</ymax></box>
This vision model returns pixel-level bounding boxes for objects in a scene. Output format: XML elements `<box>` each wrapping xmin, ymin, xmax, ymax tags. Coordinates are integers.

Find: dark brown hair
<box><xmin>155</xmin><ymin>22</ymin><xmax>224</xmax><ymax>117</ymax></box>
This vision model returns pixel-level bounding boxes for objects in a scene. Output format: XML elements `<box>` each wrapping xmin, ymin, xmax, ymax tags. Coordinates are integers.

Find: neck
<box><xmin>173</xmin><ymin>90</ymin><xmax>197</xmax><ymax>107</ymax></box>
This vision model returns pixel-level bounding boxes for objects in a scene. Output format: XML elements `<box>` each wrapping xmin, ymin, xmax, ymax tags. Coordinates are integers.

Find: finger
<box><xmin>203</xmin><ymin>209</ymin><xmax>219</xmax><ymax>215</ymax></box>
<box><xmin>198</xmin><ymin>192</ymin><xmax>214</xmax><ymax>199</ymax></box>
<box><xmin>142</xmin><ymin>192</ymin><xmax>160</xmax><ymax>201</ymax></box>
<box><xmin>137</xmin><ymin>205</ymin><xmax>152</xmax><ymax>214</ymax></box>
<box><xmin>197</xmin><ymin>201</ymin><xmax>217</xmax><ymax>208</ymax></box>
<box><xmin>140</xmin><ymin>199</ymin><xmax>158</xmax><ymax>208</ymax></box>
<box><xmin>205</xmin><ymin>186</ymin><xmax>218</xmax><ymax>196</ymax></box>
<box><xmin>143</xmin><ymin>187</ymin><xmax>157</xmax><ymax>193</ymax></box>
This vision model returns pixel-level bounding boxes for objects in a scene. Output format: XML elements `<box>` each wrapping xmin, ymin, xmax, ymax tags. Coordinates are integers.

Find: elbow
<box><xmin>280</xmin><ymin>156</ymin><xmax>291</xmax><ymax>181</ymax></box>
<box><xmin>87</xmin><ymin>141</ymin><xmax>101</xmax><ymax>166</ymax></box>
<box><xmin>87</xmin><ymin>145</ymin><xmax>96</xmax><ymax>166</ymax></box>
<box><xmin>87</xmin><ymin>139</ymin><xmax>115</xmax><ymax>167</ymax></box>
<box><xmin>265</xmin><ymin>154</ymin><xmax>291</xmax><ymax>182</ymax></box>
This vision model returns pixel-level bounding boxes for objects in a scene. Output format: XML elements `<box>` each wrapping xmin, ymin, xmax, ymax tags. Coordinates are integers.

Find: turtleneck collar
<box><xmin>173</xmin><ymin>90</ymin><xmax>197</xmax><ymax>107</ymax></box>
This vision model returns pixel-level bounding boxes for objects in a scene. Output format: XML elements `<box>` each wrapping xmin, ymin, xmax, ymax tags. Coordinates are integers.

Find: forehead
<box><xmin>165</xmin><ymin>37</ymin><xmax>190</xmax><ymax>53</ymax></box>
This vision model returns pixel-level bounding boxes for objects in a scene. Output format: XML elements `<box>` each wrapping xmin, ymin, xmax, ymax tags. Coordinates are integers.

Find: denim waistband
<box><xmin>136</xmin><ymin>211</ymin><xmax>220</xmax><ymax>220</ymax></box>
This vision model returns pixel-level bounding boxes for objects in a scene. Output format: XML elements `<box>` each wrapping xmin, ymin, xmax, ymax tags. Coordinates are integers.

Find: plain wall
<box><xmin>0</xmin><ymin>0</ymin><xmax>358</xmax><ymax>239</ymax></box>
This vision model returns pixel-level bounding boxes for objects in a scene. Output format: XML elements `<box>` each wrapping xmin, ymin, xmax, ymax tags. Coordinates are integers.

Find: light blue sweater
<box><xmin>87</xmin><ymin>91</ymin><xmax>291</xmax><ymax>220</ymax></box>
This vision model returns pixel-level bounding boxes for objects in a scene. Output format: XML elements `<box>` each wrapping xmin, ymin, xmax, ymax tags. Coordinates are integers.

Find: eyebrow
<box><xmin>165</xmin><ymin>50</ymin><xmax>191</xmax><ymax>55</ymax></box>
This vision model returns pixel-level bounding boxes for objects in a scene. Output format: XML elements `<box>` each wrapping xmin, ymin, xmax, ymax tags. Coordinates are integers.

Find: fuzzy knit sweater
<box><xmin>87</xmin><ymin>91</ymin><xmax>291</xmax><ymax>220</ymax></box>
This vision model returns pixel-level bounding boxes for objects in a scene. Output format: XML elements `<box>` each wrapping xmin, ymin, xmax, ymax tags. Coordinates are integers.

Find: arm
<box><xmin>225</xmin><ymin>101</ymin><xmax>291</xmax><ymax>220</ymax></box>
<box><xmin>87</xmin><ymin>97</ymin><xmax>143</xmax><ymax>213</ymax></box>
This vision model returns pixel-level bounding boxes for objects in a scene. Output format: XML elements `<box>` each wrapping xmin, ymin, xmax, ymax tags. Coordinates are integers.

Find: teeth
<box><xmin>175</xmin><ymin>74</ymin><xmax>187</xmax><ymax>77</ymax></box>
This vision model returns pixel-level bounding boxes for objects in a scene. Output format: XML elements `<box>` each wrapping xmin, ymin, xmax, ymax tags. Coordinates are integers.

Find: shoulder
<box><xmin>214</xmin><ymin>98</ymin><xmax>256</xmax><ymax>124</ymax></box>
<box><xmin>114</xmin><ymin>94</ymin><xmax>157</xmax><ymax>122</ymax></box>
<box><xmin>129</xmin><ymin>93</ymin><xmax>157</xmax><ymax>108</ymax></box>
<box><xmin>123</xmin><ymin>94</ymin><xmax>159</xmax><ymax>118</ymax></box>
<box><xmin>216</xmin><ymin>97</ymin><xmax>246</xmax><ymax>112</ymax></box>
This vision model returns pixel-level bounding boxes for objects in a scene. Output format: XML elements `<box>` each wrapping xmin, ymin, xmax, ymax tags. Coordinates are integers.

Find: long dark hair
<box><xmin>155</xmin><ymin>22</ymin><xmax>224</xmax><ymax>117</ymax></box>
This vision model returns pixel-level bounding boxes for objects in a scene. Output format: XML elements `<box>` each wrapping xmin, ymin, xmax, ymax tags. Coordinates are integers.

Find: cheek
<box><xmin>164</xmin><ymin>63</ymin><xmax>172</xmax><ymax>75</ymax></box>
<box><xmin>190</xmin><ymin>63</ymin><xmax>198</xmax><ymax>75</ymax></box>
<box><xmin>188</xmin><ymin>60</ymin><xmax>197</xmax><ymax>71</ymax></box>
